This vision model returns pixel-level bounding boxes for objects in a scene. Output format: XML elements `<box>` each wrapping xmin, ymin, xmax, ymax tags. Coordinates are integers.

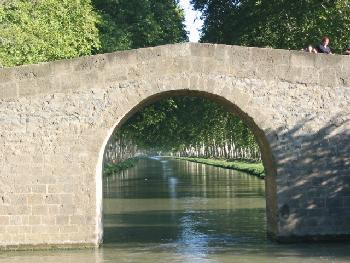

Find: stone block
<box><xmin>48</xmin><ymin>205</ymin><xmax>60</xmax><ymax>215</ymax></box>
<box><xmin>9</xmin><ymin>215</ymin><xmax>24</xmax><ymax>225</ymax></box>
<box><xmin>190</xmin><ymin>43</ymin><xmax>215</xmax><ymax>57</ymax></box>
<box><xmin>36</xmin><ymin>78</ymin><xmax>55</xmax><ymax>94</ymax></box>
<box><xmin>59</xmin><ymin>225</ymin><xmax>78</xmax><ymax>233</ymax></box>
<box><xmin>114</xmin><ymin>49</ymin><xmax>138</xmax><ymax>65</ymax></box>
<box><xmin>31</xmin><ymin>185</ymin><xmax>47</xmax><ymax>194</ymax></box>
<box><xmin>27</xmin><ymin>194</ymin><xmax>43</xmax><ymax>205</ymax></box>
<box><xmin>28</xmin><ymin>216</ymin><xmax>41</xmax><ymax>225</ymax></box>
<box><xmin>41</xmin><ymin>215</ymin><xmax>55</xmax><ymax>225</ymax></box>
<box><xmin>213</xmin><ymin>44</ymin><xmax>230</xmax><ymax>61</ymax></box>
<box><xmin>73</xmin><ymin>55</ymin><xmax>108</xmax><ymax>72</ymax></box>
<box><xmin>290</xmin><ymin>51</ymin><xmax>316</xmax><ymax>68</ymax></box>
<box><xmin>69</xmin><ymin>215</ymin><xmax>85</xmax><ymax>225</ymax></box>
<box><xmin>49</xmin><ymin>58</ymin><xmax>74</xmax><ymax>76</ymax></box>
<box><xmin>48</xmin><ymin>184</ymin><xmax>74</xmax><ymax>194</ymax></box>
<box><xmin>60</xmin><ymin>194</ymin><xmax>74</xmax><ymax>205</ymax></box>
<box><xmin>18</xmin><ymin>80</ymin><xmax>38</xmax><ymax>97</ymax></box>
<box><xmin>59</xmin><ymin>74</ymin><xmax>81</xmax><ymax>92</ymax></box>
<box><xmin>136</xmin><ymin>47</ymin><xmax>163</xmax><ymax>61</ymax></box>
<box><xmin>0</xmin><ymin>83</ymin><xmax>17</xmax><ymax>99</ymax></box>
<box><xmin>230</xmin><ymin>45</ymin><xmax>252</xmax><ymax>63</ymax></box>
<box><xmin>251</xmin><ymin>47</ymin><xmax>276</xmax><ymax>64</ymax></box>
<box><xmin>0</xmin><ymin>216</ymin><xmax>9</xmax><ymax>225</ymax></box>
<box><xmin>14</xmin><ymin>63</ymin><xmax>52</xmax><ymax>81</ymax></box>
<box><xmin>319</xmin><ymin>68</ymin><xmax>337</xmax><ymax>87</ymax></box>
<box><xmin>31</xmin><ymin>205</ymin><xmax>48</xmax><ymax>216</ymax></box>
<box><xmin>44</xmin><ymin>194</ymin><xmax>60</xmax><ymax>205</ymax></box>
<box><xmin>0</xmin><ymin>68</ymin><xmax>14</xmax><ymax>83</ymax></box>
<box><xmin>55</xmin><ymin>215</ymin><xmax>69</xmax><ymax>225</ymax></box>
<box><xmin>315</xmin><ymin>54</ymin><xmax>343</xmax><ymax>69</ymax></box>
<box><xmin>300</xmin><ymin>67</ymin><xmax>320</xmax><ymax>85</ymax></box>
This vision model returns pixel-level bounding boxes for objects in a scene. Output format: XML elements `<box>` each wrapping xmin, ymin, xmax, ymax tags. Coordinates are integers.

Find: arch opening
<box><xmin>96</xmin><ymin>89</ymin><xmax>278</xmax><ymax>246</ymax></box>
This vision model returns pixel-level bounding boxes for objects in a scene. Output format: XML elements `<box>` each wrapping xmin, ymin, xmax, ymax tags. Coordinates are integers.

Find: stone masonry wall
<box><xmin>0</xmin><ymin>43</ymin><xmax>350</xmax><ymax>249</ymax></box>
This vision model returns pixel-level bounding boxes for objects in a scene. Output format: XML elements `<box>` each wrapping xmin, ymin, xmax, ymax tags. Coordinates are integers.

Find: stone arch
<box><xmin>95</xmin><ymin>87</ymin><xmax>278</xmax><ymax>244</ymax></box>
<box><xmin>1</xmin><ymin>43</ymin><xmax>350</xmax><ymax>249</ymax></box>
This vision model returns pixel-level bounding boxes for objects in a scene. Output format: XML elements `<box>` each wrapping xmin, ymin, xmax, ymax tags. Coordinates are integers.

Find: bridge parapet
<box><xmin>1</xmin><ymin>43</ymin><xmax>350</xmax><ymax>100</ymax></box>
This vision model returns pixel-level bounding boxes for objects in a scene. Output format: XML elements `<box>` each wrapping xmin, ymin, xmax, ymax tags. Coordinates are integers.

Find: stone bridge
<box><xmin>0</xmin><ymin>43</ymin><xmax>350</xmax><ymax>249</ymax></box>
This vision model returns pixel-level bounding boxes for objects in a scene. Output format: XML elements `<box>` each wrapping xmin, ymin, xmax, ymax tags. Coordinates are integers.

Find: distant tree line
<box><xmin>115</xmin><ymin>97</ymin><xmax>261</xmax><ymax>161</ymax></box>
<box><xmin>104</xmin><ymin>132</ymin><xmax>139</xmax><ymax>164</ymax></box>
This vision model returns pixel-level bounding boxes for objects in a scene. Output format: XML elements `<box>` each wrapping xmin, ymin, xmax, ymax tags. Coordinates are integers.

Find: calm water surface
<box><xmin>2</xmin><ymin>157</ymin><xmax>350</xmax><ymax>262</ymax></box>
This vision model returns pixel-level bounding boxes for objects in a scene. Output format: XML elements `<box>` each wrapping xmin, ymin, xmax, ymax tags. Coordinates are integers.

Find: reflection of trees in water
<box><xmin>103</xmin><ymin>158</ymin><xmax>266</xmax><ymax>247</ymax></box>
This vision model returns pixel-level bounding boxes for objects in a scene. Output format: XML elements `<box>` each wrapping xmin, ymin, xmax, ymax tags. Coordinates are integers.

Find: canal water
<box><xmin>2</xmin><ymin>157</ymin><xmax>350</xmax><ymax>262</ymax></box>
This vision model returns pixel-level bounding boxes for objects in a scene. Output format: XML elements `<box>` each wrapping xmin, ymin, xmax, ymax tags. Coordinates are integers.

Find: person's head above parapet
<box><xmin>321</xmin><ymin>36</ymin><xmax>330</xmax><ymax>47</ymax></box>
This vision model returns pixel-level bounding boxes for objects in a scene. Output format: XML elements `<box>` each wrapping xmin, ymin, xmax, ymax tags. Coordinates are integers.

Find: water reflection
<box><xmin>102</xmin><ymin>157</ymin><xmax>350</xmax><ymax>262</ymax></box>
<box><xmin>2</xmin><ymin>157</ymin><xmax>350</xmax><ymax>263</ymax></box>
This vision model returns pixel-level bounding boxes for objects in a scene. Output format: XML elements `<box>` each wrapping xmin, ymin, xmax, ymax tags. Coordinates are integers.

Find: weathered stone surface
<box><xmin>0</xmin><ymin>43</ymin><xmax>350</xmax><ymax>249</ymax></box>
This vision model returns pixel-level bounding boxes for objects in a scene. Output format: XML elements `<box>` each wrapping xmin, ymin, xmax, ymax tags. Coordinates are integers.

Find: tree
<box><xmin>0</xmin><ymin>0</ymin><xmax>187</xmax><ymax>67</ymax></box>
<box><xmin>192</xmin><ymin>0</ymin><xmax>350</xmax><ymax>53</ymax></box>
<box><xmin>0</xmin><ymin>0</ymin><xmax>100</xmax><ymax>67</ymax></box>
<box><xmin>118</xmin><ymin>96</ymin><xmax>260</xmax><ymax>159</ymax></box>
<box><xmin>92</xmin><ymin>0</ymin><xmax>188</xmax><ymax>53</ymax></box>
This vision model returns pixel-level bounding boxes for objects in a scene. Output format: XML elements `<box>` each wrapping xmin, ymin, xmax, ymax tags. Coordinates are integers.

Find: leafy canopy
<box><xmin>93</xmin><ymin>0</ymin><xmax>188</xmax><ymax>52</ymax></box>
<box><xmin>119</xmin><ymin>96</ymin><xmax>258</xmax><ymax>152</ymax></box>
<box><xmin>0</xmin><ymin>0</ymin><xmax>187</xmax><ymax>67</ymax></box>
<box><xmin>0</xmin><ymin>0</ymin><xmax>100</xmax><ymax>67</ymax></box>
<box><xmin>192</xmin><ymin>0</ymin><xmax>350</xmax><ymax>53</ymax></box>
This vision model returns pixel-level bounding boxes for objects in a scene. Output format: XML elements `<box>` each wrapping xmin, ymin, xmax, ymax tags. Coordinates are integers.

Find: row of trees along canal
<box><xmin>104</xmin><ymin>97</ymin><xmax>261</xmax><ymax>165</ymax></box>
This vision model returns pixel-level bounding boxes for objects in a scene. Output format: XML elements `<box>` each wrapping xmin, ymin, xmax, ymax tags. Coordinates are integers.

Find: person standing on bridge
<box><xmin>343</xmin><ymin>43</ymin><xmax>350</xmax><ymax>55</ymax></box>
<box><xmin>304</xmin><ymin>44</ymin><xmax>318</xmax><ymax>53</ymax></box>
<box><xmin>316</xmin><ymin>37</ymin><xmax>332</xmax><ymax>54</ymax></box>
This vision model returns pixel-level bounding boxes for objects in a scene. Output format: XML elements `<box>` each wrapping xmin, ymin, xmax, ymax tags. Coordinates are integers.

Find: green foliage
<box><xmin>192</xmin><ymin>0</ymin><xmax>350</xmax><ymax>53</ymax></box>
<box><xmin>0</xmin><ymin>0</ymin><xmax>187</xmax><ymax>67</ymax></box>
<box><xmin>119</xmin><ymin>96</ymin><xmax>259</xmax><ymax>152</ymax></box>
<box><xmin>0</xmin><ymin>0</ymin><xmax>101</xmax><ymax>67</ymax></box>
<box><xmin>103</xmin><ymin>157</ymin><xmax>139</xmax><ymax>177</ymax></box>
<box><xmin>92</xmin><ymin>0</ymin><xmax>188</xmax><ymax>52</ymax></box>
<box><xmin>177</xmin><ymin>157</ymin><xmax>265</xmax><ymax>178</ymax></box>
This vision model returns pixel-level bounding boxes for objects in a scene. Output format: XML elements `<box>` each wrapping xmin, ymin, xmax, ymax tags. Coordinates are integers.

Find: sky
<box><xmin>178</xmin><ymin>0</ymin><xmax>203</xmax><ymax>42</ymax></box>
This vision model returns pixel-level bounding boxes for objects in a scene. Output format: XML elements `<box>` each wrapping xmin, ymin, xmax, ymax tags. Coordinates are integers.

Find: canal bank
<box><xmin>173</xmin><ymin>157</ymin><xmax>265</xmax><ymax>178</ymax></box>
<box><xmin>103</xmin><ymin>157</ymin><xmax>140</xmax><ymax>177</ymax></box>
<box><xmin>104</xmin><ymin>156</ymin><xmax>265</xmax><ymax>179</ymax></box>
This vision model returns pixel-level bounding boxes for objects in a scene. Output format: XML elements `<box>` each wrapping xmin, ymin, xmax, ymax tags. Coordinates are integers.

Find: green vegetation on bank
<box><xmin>103</xmin><ymin>157</ymin><xmax>139</xmax><ymax>177</ymax></box>
<box><xmin>175</xmin><ymin>157</ymin><xmax>265</xmax><ymax>179</ymax></box>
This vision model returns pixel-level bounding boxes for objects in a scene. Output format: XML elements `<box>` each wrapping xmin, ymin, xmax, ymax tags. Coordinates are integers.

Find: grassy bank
<box><xmin>175</xmin><ymin>157</ymin><xmax>265</xmax><ymax>179</ymax></box>
<box><xmin>103</xmin><ymin>157</ymin><xmax>139</xmax><ymax>177</ymax></box>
